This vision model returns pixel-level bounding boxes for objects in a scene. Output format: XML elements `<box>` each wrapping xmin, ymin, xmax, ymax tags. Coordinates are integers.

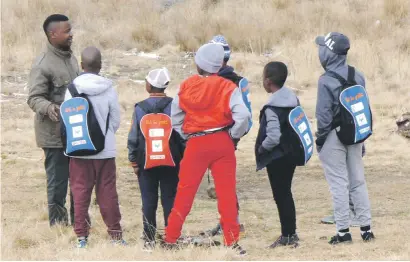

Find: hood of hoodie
<box><xmin>73</xmin><ymin>73</ymin><xmax>113</xmax><ymax>96</ymax></box>
<box><xmin>218</xmin><ymin>66</ymin><xmax>243</xmax><ymax>85</ymax></box>
<box><xmin>219</xmin><ymin>66</ymin><xmax>234</xmax><ymax>76</ymax></box>
<box><xmin>266</xmin><ymin>86</ymin><xmax>299</xmax><ymax>108</ymax></box>
<box><xmin>319</xmin><ymin>45</ymin><xmax>347</xmax><ymax>72</ymax></box>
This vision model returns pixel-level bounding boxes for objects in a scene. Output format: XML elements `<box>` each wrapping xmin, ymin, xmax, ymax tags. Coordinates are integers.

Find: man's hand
<box><xmin>47</xmin><ymin>104</ymin><xmax>60</xmax><ymax>122</ymax></box>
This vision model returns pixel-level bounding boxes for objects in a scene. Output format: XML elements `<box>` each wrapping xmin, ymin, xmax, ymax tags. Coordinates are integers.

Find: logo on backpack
<box><xmin>339</xmin><ymin>85</ymin><xmax>372</xmax><ymax>144</ymax></box>
<box><xmin>138</xmin><ymin>98</ymin><xmax>175</xmax><ymax>169</ymax></box>
<box><xmin>60</xmin><ymin>84</ymin><xmax>108</xmax><ymax>156</ymax></box>
<box><xmin>238</xmin><ymin>78</ymin><xmax>253</xmax><ymax>132</ymax></box>
<box><xmin>288</xmin><ymin>106</ymin><xmax>314</xmax><ymax>165</ymax></box>
<box><xmin>327</xmin><ymin>66</ymin><xmax>373</xmax><ymax>145</ymax></box>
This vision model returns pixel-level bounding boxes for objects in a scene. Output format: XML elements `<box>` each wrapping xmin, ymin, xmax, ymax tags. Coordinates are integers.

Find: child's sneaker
<box><xmin>111</xmin><ymin>239</ymin><xmax>128</xmax><ymax>246</ymax></box>
<box><xmin>142</xmin><ymin>240</ymin><xmax>156</xmax><ymax>252</ymax></box>
<box><xmin>77</xmin><ymin>237</ymin><xmax>88</xmax><ymax>248</ymax></box>
<box><xmin>231</xmin><ymin>243</ymin><xmax>247</xmax><ymax>256</ymax></box>
<box><xmin>200</xmin><ymin>223</ymin><xmax>222</xmax><ymax>237</ymax></box>
<box><xmin>361</xmin><ymin>231</ymin><xmax>375</xmax><ymax>242</ymax></box>
<box><xmin>328</xmin><ymin>232</ymin><xmax>352</xmax><ymax>245</ymax></box>
<box><xmin>200</xmin><ymin>223</ymin><xmax>245</xmax><ymax>237</ymax></box>
<box><xmin>160</xmin><ymin>241</ymin><xmax>180</xmax><ymax>250</ymax></box>
<box><xmin>268</xmin><ymin>234</ymin><xmax>299</xmax><ymax>248</ymax></box>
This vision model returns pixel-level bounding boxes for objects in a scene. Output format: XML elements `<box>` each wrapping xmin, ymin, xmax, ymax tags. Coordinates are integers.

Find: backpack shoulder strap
<box><xmin>325</xmin><ymin>71</ymin><xmax>347</xmax><ymax>87</ymax></box>
<box><xmin>154</xmin><ymin>97</ymin><xmax>173</xmax><ymax>113</ymax></box>
<box><xmin>347</xmin><ymin>65</ymin><xmax>357</xmax><ymax>85</ymax></box>
<box><xmin>137</xmin><ymin>100</ymin><xmax>153</xmax><ymax>114</ymax></box>
<box><xmin>67</xmin><ymin>83</ymin><xmax>80</xmax><ymax>97</ymax></box>
<box><xmin>238</xmin><ymin>77</ymin><xmax>248</xmax><ymax>89</ymax></box>
<box><xmin>260</xmin><ymin>105</ymin><xmax>290</xmax><ymax>121</ymax></box>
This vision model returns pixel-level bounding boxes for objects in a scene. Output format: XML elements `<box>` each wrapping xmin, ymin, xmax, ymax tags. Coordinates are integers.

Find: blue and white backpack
<box><xmin>288</xmin><ymin>106</ymin><xmax>314</xmax><ymax>165</ymax></box>
<box><xmin>238</xmin><ymin>77</ymin><xmax>253</xmax><ymax>132</ymax></box>
<box><xmin>60</xmin><ymin>84</ymin><xmax>108</xmax><ymax>156</ymax></box>
<box><xmin>326</xmin><ymin>66</ymin><xmax>373</xmax><ymax>145</ymax></box>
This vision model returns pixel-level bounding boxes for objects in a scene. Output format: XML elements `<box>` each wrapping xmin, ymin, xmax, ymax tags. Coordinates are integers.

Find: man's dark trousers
<box><xmin>43</xmin><ymin>148</ymin><xmax>74</xmax><ymax>226</ymax></box>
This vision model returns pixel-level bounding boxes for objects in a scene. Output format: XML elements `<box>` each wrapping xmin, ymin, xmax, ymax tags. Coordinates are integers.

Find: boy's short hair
<box><xmin>43</xmin><ymin>14</ymin><xmax>69</xmax><ymax>36</ymax></box>
<box><xmin>264</xmin><ymin>61</ymin><xmax>288</xmax><ymax>88</ymax></box>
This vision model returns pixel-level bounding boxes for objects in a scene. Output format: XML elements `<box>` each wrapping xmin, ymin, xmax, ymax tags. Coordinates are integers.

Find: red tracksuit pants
<box><xmin>165</xmin><ymin>131</ymin><xmax>239</xmax><ymax>246</ymax></box>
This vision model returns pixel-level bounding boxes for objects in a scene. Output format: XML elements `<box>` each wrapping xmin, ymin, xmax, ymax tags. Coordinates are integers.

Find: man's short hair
<box><xmin>43</xmin><ymin>14</ymin><xmax>69</xmax><ymax>36</ymax></box>
<box><xmin>264</xmin><ymin>61</ymin><xmax>288</xmax><ymax>88</ymax></box>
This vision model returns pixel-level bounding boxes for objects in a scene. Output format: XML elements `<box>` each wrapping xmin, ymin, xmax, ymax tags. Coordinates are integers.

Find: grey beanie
<box><xmin>194</xmin><ymin>43</ymin><xmax>224</xmax><ymax>73</ymax></box>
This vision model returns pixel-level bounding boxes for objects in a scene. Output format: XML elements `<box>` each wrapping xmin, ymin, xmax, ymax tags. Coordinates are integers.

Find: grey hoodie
<box><xmin>261</xmin><ymin>86</ymin><xmax>299</xmax><ymax>150</ymax></box>
<box><xmin>64</xmin><ymin>73</ymin><xmax>121</xmax><ymax>159</ymax></box>
<box><xmin>315</xmin><ymin>45</ymin><xmax>366</xmax><ymax>147</ymax></box>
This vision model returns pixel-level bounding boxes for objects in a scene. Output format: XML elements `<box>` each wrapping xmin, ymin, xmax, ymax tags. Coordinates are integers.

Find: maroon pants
<box><xmin>69</xmin><ymin>158</ymin><xmax>122</xmax><ymax>239</ymax></box>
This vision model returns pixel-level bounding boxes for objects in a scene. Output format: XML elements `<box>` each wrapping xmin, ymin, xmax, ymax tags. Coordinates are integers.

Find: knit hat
<box><xmin>145</xmin><ymin>67</ymin><xmax>171</xmax><ymax>89</ymax></box>
<box><xmin>209</xmin><ymin>35</ymin><xmax>231</xmax><ymax>61</ymax></box>
<box><xmin>194</xmin><ymin>43</ymin><xmax>224</xmax><ymax>74</ymax></box>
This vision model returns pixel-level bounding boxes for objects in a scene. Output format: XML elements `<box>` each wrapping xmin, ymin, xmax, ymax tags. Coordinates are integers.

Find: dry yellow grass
<box><xmin>1</xmin><ymin>0</ymin><xmax>410</xmax><ymax>260</ymax></box>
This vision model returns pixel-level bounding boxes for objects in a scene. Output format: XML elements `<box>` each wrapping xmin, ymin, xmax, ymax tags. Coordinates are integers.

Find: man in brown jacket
<box><xmin>27</xmin><ymin>14</ymin><xmax>80</xmax><ymax>226</ymax></box>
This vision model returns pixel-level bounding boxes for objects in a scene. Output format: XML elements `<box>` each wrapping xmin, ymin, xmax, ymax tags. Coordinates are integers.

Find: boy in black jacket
<box><xmin>255</xmin><ymin>62</ymin><xmax>300</xmax><ymax>248</ymax></box>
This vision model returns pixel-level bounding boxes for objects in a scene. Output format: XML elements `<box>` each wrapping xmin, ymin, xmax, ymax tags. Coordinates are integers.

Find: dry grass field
<box><xmin>1</xmin><ymin>0</ymin><xmax>410</xmax><ymax>260</ymax></box>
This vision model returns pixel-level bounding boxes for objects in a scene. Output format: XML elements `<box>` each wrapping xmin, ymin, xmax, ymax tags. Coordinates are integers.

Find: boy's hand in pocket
<box><xmin>131</xmin><ymin>163</ymin><xmax>139</xmax><ymax>175</ymax></box>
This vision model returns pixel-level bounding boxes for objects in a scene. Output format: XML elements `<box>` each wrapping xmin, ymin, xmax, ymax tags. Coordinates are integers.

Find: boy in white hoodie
<box><xmin>64</xmin><ymin>47</ymin><xmax>125</xmax><ymax>248</ymax></box>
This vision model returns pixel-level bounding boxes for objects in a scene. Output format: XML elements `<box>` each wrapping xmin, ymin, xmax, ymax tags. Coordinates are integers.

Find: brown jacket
<box><xmin>27</xmin><ymin>42</ymin><xmax>80</xmax><ymax>148</ymax></box>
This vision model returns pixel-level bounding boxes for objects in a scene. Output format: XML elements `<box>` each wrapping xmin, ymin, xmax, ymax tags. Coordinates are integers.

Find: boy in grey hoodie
<box><xmin>64</xmin><ymin>47</ymin><xmax>125</xmax><ymax>248</ymax></box>
<box><xmin>255</xmin><ymin>62</ymin><xmax>300</xmax><ymax>248</ymax></box>
<box><xmin>315</xmin><ymin>32</ymin><xmax>375</xmax><ymax>244</ymax></box>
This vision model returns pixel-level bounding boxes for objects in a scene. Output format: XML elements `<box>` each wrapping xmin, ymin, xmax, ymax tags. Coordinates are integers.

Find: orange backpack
<box><xmin>138</xmin><ymin>98</ymin><xmax>176</xmax><ymax>169</ymax></box>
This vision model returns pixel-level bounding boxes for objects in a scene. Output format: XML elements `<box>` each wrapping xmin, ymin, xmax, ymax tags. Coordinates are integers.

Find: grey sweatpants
<box><xmin>319</xmin><ymin>130</ymin><xmax>371</xmax><ymax>231</ymax></box>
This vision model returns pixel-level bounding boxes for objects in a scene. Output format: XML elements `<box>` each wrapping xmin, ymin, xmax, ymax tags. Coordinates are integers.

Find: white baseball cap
<box><xmin>146</xmin><ymin>67</ymin><xmax>171</xmax><ymax>89</ymax></box>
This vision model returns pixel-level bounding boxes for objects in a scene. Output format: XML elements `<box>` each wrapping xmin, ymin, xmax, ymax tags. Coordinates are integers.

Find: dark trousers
<box><xmin>266</xmin><ymin>156</ymin><xmax>297</xmax><ymax>236</ymax></box>
<box><xmin>69</xmin><ymin>158</ymin><xmax>122</xmax><ymax>239</ymax></box>
<box><xmin>43</xmin><ymin>148</ymin><xmax>74</xmax><ymax>226</ymax></box>
<box><xmin>138</xmin><ymin>166</ymin><xmax>179</xmax><ymax>241</ymax></box>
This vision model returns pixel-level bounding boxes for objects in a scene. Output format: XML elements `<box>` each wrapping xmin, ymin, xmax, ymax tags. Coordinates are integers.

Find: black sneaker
<box><xmin>231</xmin><ymin>243</ymin><xmax>247</xmax><ymax>256</ymax></box>
<box><xmin>328</xmin><ymin>233</ymin><xmax>352</xmax><ymax>245</ymax></box>
<box><xmin>361</xmin><ymin>231</ymin><xmax>375</xmax><ymax>242</ymax></box>
<box><xmin>268</xmin><ymin>234</ymin><xmax>299</xmax><ymax>248</ymax></box>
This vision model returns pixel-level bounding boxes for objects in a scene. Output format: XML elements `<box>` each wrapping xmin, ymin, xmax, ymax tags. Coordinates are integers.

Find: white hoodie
<box><xmin>64</xmin><ymin>73</ymin><xmax>121</xmax><ymax>159</ymax></box>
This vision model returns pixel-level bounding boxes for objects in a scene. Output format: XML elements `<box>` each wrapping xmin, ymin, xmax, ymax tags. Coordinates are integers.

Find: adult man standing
<box><xmin>27</xmin><ymin>14</ymin><xmax>79</xmax><ymax>226</ymax></box>
<box><xmin>315</xmin><ymin>32</ymin><xmax>375</xmax><ymax>244</ymax></box>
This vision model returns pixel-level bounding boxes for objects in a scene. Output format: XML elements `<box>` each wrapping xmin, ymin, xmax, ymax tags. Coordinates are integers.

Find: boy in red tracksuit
<box><xmin>163</xmin><ymin>43</ymin><xmax>251</xmax><ymax>255</ymax></box>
